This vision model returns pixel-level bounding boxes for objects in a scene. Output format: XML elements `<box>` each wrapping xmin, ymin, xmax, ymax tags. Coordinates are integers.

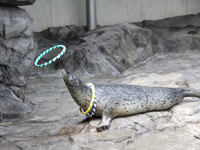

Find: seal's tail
<box><xmin>183</xmin><ymin>89</ymin><xmax>200</xmax><ymax>98</ymax></box>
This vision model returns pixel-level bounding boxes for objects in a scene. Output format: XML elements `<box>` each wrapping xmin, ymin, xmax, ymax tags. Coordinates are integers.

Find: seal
<box><xmin>62</xmin><ymin>69</ymin><xmax>200</xmax><ymax>132</ymax></box>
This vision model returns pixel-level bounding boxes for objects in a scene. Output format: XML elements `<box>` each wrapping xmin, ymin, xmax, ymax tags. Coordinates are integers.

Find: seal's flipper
<box><xmin>97</xmin><ymin>110</ymin><xmax>113</xmax><ymax>132</ymax></box>
<box><xmin>183</xmin><ymin>89</ymin><xmax>200</xmax><ymax>98</ymax></box>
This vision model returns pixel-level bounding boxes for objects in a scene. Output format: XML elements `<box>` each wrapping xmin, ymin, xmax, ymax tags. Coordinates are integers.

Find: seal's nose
<box><xmin>64</xmin><ymin>69</ymin><xmax>71</xmax><ymax>75</ymax></box>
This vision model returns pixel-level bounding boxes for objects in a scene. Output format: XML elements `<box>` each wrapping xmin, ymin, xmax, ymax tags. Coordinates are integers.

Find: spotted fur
<box><xmin>62</xmin><ymin>69</ymin><xmax>200</xmax><ymax>132</ymax></box>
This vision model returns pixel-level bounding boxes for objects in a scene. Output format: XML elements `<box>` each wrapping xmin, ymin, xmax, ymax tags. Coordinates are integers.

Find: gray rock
<box><xmin>1</xmin><ymin>50</ymin><xmax>200</xmax><ymax>149</ymax></box>
<box><xmin>0</xmin><ymin>0</ymin><xmax>36</xmax><ymax>6</ymax></box>
<box><xmin>136</xmin><ymin>13</ymin><xmax>200</xmax><ymax>53</ymax></box>
<box><xmin>2</xmin><ymin>51</ymin><xmax>200</xmax><ymax>150</ymax></box>
<box><xmin>34</xmin><ymin>13</ymin><xmax>200</xmax><ymax>77</ymax></box>
<box><xmin>0</xmin><ymin>83</ymin><xmax>31</xmax><ymax>120</ymax></box>
<box><xmin>69</xmin><ymin>23</ymin><xmax>153</xmax><ymax>77</ymax></box>
<box><xmin>0</xmin><ymin>6</ymin><xmax>37</xmax><ymax>119</ymax></box>
<box><xmin>35</xmin><ymin>23</ymin><xmax>153</xmax><ymax>77</ymax></box>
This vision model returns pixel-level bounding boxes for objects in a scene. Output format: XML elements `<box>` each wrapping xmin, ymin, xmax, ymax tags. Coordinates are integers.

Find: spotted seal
<box><xmin>62</xmin><ymin>69</ymin><xmax>200</xmax><ymax>132</ymax></box>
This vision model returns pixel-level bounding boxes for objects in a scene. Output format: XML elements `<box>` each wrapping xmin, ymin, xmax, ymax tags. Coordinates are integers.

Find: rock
<box><xmin>34</xmin><ymin>25</ymin><xmax>86</xmax><ymax>49</ymax></box>
<box><xmin>0</xmin><ymin>83</ymin><xmax>31</xmax><ymax>120</ymax></box>
<box><xmin>1</xmin><ymin>50</ymin><xmax>200</xmax><ymax>149</ymax></box>
<box><xmin>125</xmin><ymin>124</ymin><xmax>200</xmax><ymax>150</ymax></box>
<box><xmin>108</xmin><ymin>73</ymin><xmax>189</xmax><ymax>88</ymax></box>
<box><xmin>35</xmin><ymin>13</ymin><xmax>200</xmax><ymax>77</ymax></box>
<box><xmin>125</xmin><ymin>73</ymin><xmax>189</xmax><ymax>87</ymax></box>
<box><xmin>3</xmin><ymin>12</ymin><xmax>200</xmax><ymax>149</ymax></box>
<box><xmin>0</xmin><ymin>0</ymin><xmax>36</xmax><ymax>6</ymax></box>
<box><xmin>35</xmin><ymin>22</ymin><xmax>153</xmax><ymax>77</ymax></box>
<box><xmin>0</xmin><ymin>6</ymin><xmax>37</xmax><ymax>119</ymax></box>
<box><xmin>136</xmin><ymin>13</ymin><xmax>200</xmax><ymax>53</ymax></box>
<box><xmin>70</xmin><ymin>23</ymin><xmax>153</xmax><ymax>77</ymax></box>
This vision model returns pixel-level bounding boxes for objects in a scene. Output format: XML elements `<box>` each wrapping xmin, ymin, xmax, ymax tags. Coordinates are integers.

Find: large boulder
<box><xmin>136</xmin><ymin>13</ymin><xmax>200</xmax><ymax>53</ymax></box>
<box><xmin>0</xmin><ymin>0</ymin><xmax>36</xmax><ymax>6</ymax></box>
<box><xmin>0</xmin><ymin>6</ymin><xmax>37</xmax><ymax>119</ymax></box>
<box><xmin>69</xmin><ymin>23</ymin><xmax>153</xmax><ymax>77</ymax></box>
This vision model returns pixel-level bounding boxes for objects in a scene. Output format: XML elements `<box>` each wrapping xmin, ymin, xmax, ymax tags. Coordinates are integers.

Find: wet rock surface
<box><xmin>0</xmin><ymin>6</ymin><xmax>37</xmax><ymax>119</ymax></box>
<box><xmin>1</xmin><ymin>50</ymin><xmax>200</xmax><ymax>149</ymax></box>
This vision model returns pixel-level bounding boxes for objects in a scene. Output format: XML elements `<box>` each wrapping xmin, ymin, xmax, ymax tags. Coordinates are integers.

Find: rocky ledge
<box><xmin>1</xmin><ymin>50</ymin><xmax>200</xmax><ymax>149</ymax></box>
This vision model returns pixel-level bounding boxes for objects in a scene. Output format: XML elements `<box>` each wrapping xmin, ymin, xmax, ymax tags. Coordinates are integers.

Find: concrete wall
<box><xmin>21</xmin><ymin>0</ymin><xmax>200</xmax><ymax>32</ymax></box>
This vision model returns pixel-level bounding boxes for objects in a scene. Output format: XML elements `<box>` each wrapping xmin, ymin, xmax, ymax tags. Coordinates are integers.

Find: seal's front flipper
<box><xmin>97</xmin><ymin>110</ymin><xmax>113</xmax><ymax>132</ymax></box>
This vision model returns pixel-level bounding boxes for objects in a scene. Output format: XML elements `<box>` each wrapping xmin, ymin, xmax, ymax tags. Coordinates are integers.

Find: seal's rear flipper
<box><xmin>183</xmin><ymin>89</ymin><xmax>200</xmax><ymax>98</ymax></box>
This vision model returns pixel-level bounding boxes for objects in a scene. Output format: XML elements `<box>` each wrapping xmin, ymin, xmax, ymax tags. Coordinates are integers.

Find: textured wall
<box><xmin>0</xmin><ymin>6</ymin><xmax>37</xmax><ymax>119</ymax></box>
<box><xmin>21</xmin><ymin>0</ymin><xmax>200</xmax><ymax>32</ymax></box>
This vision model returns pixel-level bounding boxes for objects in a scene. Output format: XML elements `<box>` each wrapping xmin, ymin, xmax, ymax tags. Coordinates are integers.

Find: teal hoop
<box><xmin>34</xmin><ymin>45</ymin><xmax>66</xmax><ymax>67</ymax></box>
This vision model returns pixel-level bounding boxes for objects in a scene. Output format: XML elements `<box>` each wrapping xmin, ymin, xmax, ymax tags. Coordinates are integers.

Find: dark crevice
<box><xmin>0</xmin><ymin>65</ymin><xmax>12</xmax><ymax>85</ymax></box>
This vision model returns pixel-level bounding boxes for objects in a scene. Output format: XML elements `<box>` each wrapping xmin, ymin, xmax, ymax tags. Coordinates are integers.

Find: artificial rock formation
<box><xmin>35</xmin><ymin>13</ymin><xmax>200</xmax><ymax>77</ymax></box>
<box><xmin>35</xmin><ymin>23</ymin><xmax>153</xmax><ymax>77</ymax></box>
<box><xmin>69</xmin><ymin>23</ymin><xmax>153</xmax><ymax>77</ymax></box>
<box><xmin>136</xmin><ymin>13</ymin><xmax>200</xmax><ymax>53</ymax></box>
<box><xmin>2</xmin><ymin>51</ymin><xmax>200</xmax><ymax>149</ymax></box>
<box><xmin>0</xmin><ymin>6</ymin><xmax>37</xmax><ymax>120</ymax></box>
<box><xmin>1</xmin><ymin>12</ymin><xmax>200</xmax><ymax>149</ymax></box>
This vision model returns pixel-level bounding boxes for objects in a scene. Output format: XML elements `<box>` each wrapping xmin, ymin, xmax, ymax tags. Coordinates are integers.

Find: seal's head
<box><xmin>62</xmin><ymin>69</ymin><xmax>82</xmax><ymax>87</ymax></box>
<box><xmin>62</xmin><ymin>69</ymin><xmax>92</xmax><ymax>110</ymax></box>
